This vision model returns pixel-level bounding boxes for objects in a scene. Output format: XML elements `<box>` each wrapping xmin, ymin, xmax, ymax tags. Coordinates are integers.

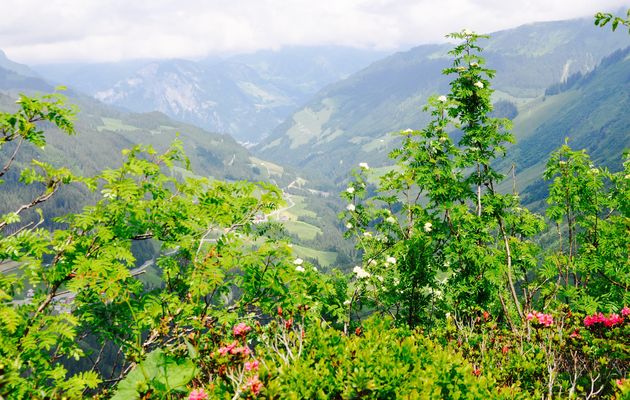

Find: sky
<box><xmin>1</xmin><ymin>0</ymin><xmax>627</xmax><ymax>64</ymax></box>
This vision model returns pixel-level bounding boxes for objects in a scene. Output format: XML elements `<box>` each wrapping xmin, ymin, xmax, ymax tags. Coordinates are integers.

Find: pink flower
<box><xmin>245</xmin><ymin>360</ymin><xmax>260</xmax><ymax>371</ymax></box>
<box><xmin>526</xmin><ymin>310</ymin><xmax>553</xmax><ymax>327</ymax></box>
<box><xmin>230</xmin><ymin>346</ymin><xmax>251</xmax><ymax>356</ymax></box>
<box><xmin>188</xmin><ymin>388</ymin><xmax>208</xmax><ymax>400</ymax></box>
<box><xmin>218</xmin><ymin>341</ymin><xmax>238</xmax><ymax>356</ymax></box>
<box><xmin>621</xmin><ymin>307</ymin><xmax>630</xmax><ymax>317</ymax></box>
<box><xmin>247</xmin><ymin>375</ymin><xmax>263</xmax><ymax>396</ymax></box>
<box><xmin>233</xmin><ymin>322</ymin><xmax>252</xmax><ymax>337</ymax></box>
<box><xmin>584</xmin><ymin>312</ymin><xmax>624</xmax><ymax>328</ymax></box>
<box><xmin>605</xmin><ymin>313</ymin><xmax>623</xmax><ymax>327</ymax></box>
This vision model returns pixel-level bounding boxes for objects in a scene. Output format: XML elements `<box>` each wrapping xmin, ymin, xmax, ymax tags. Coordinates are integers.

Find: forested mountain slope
<box><xmin>0</xmin><ymin>64</ymin><xmax>285</xmax><ymax>220</ymax></box>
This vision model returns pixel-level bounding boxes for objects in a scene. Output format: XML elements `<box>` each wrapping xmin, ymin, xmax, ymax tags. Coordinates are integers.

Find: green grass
<box><xmin>97</xmin><ymin>117</ymin><xmax>140</xmax><ymax>132</ymax></box>
<box><xmin>283</xmin><ymin>220</ymin><xmax>322</xmax><ymax>241</ymax></box>
<box><xmin>250</xmin><ymin>157</ymin><xmax>284</xmax><ymax>176</ymax></box>
<box><xmin>292</xmin><ymin>244</ymin><xmax>337</xmax><ymax>268</ymax></box>
<box><xmin>287</xmin><ymin>195</ymin><xmax>317</xmax><ymax>219</ymax></box>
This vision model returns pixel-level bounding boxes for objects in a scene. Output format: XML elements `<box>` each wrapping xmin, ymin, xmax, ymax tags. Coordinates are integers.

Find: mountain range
<box><xmin>2</xmin><ymin>15</ymin><xmax>629</xmax><ymax>266</ymax></box>
<box><xmin>33</xmin><ymin>47</ymin><xmax>386</xmax><ymax>144</ymax></box>
<box><xmin>255</xmin><ymin>18</ymin><xmax>630</xmax><ymax>186</ymax></box>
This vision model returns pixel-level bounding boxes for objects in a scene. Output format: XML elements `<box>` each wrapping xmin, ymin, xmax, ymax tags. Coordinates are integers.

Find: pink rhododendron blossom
<box><xmin>230</xmin><ymin>346</ymin><xmax>251</xmax><ymax>356</ymax></box>
<box><xmin>526</xmin><ymin>310</ymin><xmax>553</xmax><ymax>327</ymax></box>
<box><xmin>218</xmin><ymin>341</ymin><xmax>238</xmax><ymax>356</ymax></box>
<box><xmin>188</xmin><ymin>388</ymin><xmax>208</xmax><ymax>400</ymax></box>
<box><xmin>584</xmin><ymin>311</ymin><xmax>625</xmax><ymax>328</ymax></box>
<box><xmin>233</xmin><ymin>322</ymin><xmax>252</xmax><ymax>337</ymax></box>
<box><xmin>245</xmin><ymin>360</ymin><xmax>260</xmax><ymax>371</ymax></box>
<box><xmin>247</xmin><ymin>375</ymin><xmax>263</xmax><ymax>395</ymax></box>
<box><xmin>604</xmin><ymin>313</ymin><xmax>623</xmax><ymax>327</ymax></box>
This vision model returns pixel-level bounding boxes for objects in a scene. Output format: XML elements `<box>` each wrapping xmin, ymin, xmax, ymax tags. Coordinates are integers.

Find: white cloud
<box><xmin>0</xmin><ymin>0</ymin><xmax>627</xmax><ymax>64</ymax></box>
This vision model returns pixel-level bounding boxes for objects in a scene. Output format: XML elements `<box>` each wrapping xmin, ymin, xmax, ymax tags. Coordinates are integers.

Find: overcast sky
<box><xmin>1</xmin><ymin>0</ymin><xmax>627</xmax><ymax>64</ymax></box>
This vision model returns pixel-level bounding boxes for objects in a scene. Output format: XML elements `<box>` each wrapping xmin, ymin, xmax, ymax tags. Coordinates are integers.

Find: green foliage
<box><xmin>0</xmin><ymin>93</ymin><xmax>333</xmax><ymax>398</ymax></box>
<box><xmin>595</xmin><ymin>9</ymin><xmax>630</xmax><ymax>34</ymax></box>
<box><xmin>258</xmin><ymin>317</ymin><xmax>524</xmax><ymax>399</ymax></box>
<box><xmin>542</xmin><ymin>145</ymin><xmax>629</xmax><ymax>311</ymax></box>
<box><xmin>341</xmin><ymin>30</ymin><xmax>542</xmax><ymax>329</ymax></box>
<box><xmin>111</xmin><ymin>349</ymin><xmax>195</xmax><ymax>399</ymax></box>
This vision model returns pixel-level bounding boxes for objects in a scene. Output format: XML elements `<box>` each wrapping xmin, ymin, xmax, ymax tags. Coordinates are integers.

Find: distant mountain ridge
<box><xmin>255</xmin><ymin>17</ymin><xmax>629</xmax><ymax>181</ymax></box>
<box><xmin>33</xmin><ymin>47</ymin><xmax>387</xmax><ymax>143</ymax></box>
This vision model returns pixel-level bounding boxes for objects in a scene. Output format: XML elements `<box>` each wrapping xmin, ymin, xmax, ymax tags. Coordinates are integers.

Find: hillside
<box><xmin>506</xmin><ymin>46</ymin><xmax>630</xmax><ymax>205</ymax></box>
<box><xmin>0</xmin><ymin>64</ymin><xmax>281</xmax><ymax>221</ymax></box>
<box><xmin>256</xmin><ymin>17</ymin><xmax>629</xmax><ymax>183</ymax></box>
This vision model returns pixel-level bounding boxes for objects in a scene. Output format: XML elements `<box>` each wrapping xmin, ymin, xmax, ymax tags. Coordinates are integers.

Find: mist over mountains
<box><xmin>33</xmin><ymin>47</ymin><xmax>387</xmax><ymax>143</ymax></box>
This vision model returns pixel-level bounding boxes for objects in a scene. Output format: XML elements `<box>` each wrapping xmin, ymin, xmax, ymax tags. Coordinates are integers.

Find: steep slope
<box><xmin>505</xmin><ymin>47</ymin><xmax>630</xmax><ymax>205</ymax></box>
<box><xmin>33</xmin><ymin>47</ymin><xmax>386</xmax><ymax>143</ymax></box>
<box><xmin>256</xmin><ymin>18</ymin><xmax>629</xmax><ymax>181</ymax></box>
<box><xmin>0</xmin><ymin>50</ymin><xmax>38</xmax><ymax>78</ymax></box>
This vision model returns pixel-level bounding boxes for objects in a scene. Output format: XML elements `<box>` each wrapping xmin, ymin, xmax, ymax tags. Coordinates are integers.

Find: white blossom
<box><xmin>386</xmin><ymin>256</ymin><xmax>397</xmax><ymax>264</ymax></box>
<box><xmin>474</xmin><ymin>81</ymin><xmax>484</xmax><ymax>89</ymax></box>
<box><xmin>437</xmin><ymin>95</ymin><xmax>447</xmax><ymax>102</ymax></box>
<box><xmin>463</xmin><ymin>29</ymin><xmax>473</xmax><ymax>36</ymax></box>
<box><xmin>470</xmin><ymin>62</ymin><xmax>478</xmax><ymax>67</ymax></box>
<box><xmin>376</xmin><ymin>275</ymin><xmax>384</xmax><ymax>282</ymax></box>
<box><xmin>359</xmin><ymin>162</ymin><xmax>370</xmax><ymax>170</ymax></box>
<box><xmin>346</xmin><ymin>187</ymin><xmax>355</xmax><ymax>194</ymax></box>
<box><xmin>424</xmin><ymin>222</ymin><xmax>433</xmax><ymax>232</ymax></box>
<box><xmin>343</xmin><ymin>299</ymin><xmax>352</xmax><ymax>306</ymax></box>
<box><xmin>353</xmin><ymin>266</ymin><xmax>371</xmax><ymax>279</ymax></box>
<box><xmin>346</xmin><ymin>222</ymin><xmax>353</xmax><ymax>229</ymax></box>
<box><xmin>385</xmin><ymin>216</ymin><xmax>396</xmax><ymax>224</ymax></box>
<box><xmin>403</xmin><ymin>128</ymin><xmax>413</xmax><ymax>133</ymax></box>
<box><xmin>295</xmin><ymin>266</ymin><xmax>305</xmax><ymax>272</ymax></box>
<box><xmin>369</xmin><ymin>259</ymin><xmax>377</xmax><ymax>266</ymax></box>
<box><xmin>363</xmin><ymin>232</ymin><xmax>372</xmax><ymax>238</ymax></box>
<box><xmin>346</xmin><ymin>204</ymin><xmax>356</xmax><ymax>211</ymax></box>
<box><xmin>293</xmin><ymin>258</ymin><xmax>303</xmax><ymax>265</ymax></box>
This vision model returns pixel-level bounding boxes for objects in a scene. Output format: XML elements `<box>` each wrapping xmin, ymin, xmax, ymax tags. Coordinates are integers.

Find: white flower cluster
<box><xmin>359</xmin><ymin>162</ymin><xmax>370</xmax><ymax>170</ymax></box>
<box><xmin>437</xmin><ymin>95</ymin><xmax>447</xmax><ymax>103</ymax></box>
<box><xmin>424</xmin><ymin>222</ymin><xmax>433</xmax><ymax>232</ymax></box>
<box><xmin>294</xmin><ymin>258</ymin><xmax>305</xmax><ymax>272</ymax></box>
<box><xmin>474</xmin><ymin>81</ymin><xmax>484</xmax><ymax>89</ymax></box>
<box><xmin>353</xmin><ymin>265</ymin><xmax>371</xmax><ymax>279</ymax></box>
